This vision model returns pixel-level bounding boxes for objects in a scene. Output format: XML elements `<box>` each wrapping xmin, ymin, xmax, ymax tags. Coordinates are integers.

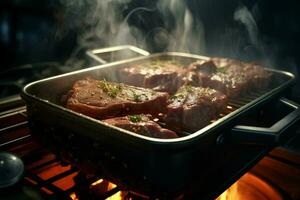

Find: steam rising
<box><xmin>59</xmin><ymin>0</ymin><xmax>205</xmax><ymax>57</ymax></box>
<box><xmin>233</xmin><ymin>3</ymin><xmax>296</xmax><ymax>73</ymax></box>
<box><xmin>234</xmin><ymin>5</ymin><xmax>264</xmax><ymax>58</ymax></box>
<box><xmin>157</xmin><ymin>0</ymin><xmax>205</xmax><ymax>53</ymax></box>
<box><xmin>59</xmin><ymin>0</ymin><xmax>295</xmax><ymax>73</ymax></box>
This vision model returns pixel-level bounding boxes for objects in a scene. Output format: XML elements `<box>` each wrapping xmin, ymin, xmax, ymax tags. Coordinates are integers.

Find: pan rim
<box><xmin>21</xmin><ymin>52</ymin><xmax>296</xmax><ymax>145</ymax></box>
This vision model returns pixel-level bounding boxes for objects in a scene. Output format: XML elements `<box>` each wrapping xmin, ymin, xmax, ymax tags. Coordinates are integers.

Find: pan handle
<box><xmin>231</xmin><ymin>98</ymin><xmax>300</xmax><ymax>146</ymax></box>
<box><xmin>86</xmin><ymin>45</ymin><xmax>150</xmax><ymax>64</ymax></box>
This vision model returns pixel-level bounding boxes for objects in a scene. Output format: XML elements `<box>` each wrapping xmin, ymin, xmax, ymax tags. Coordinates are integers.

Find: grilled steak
<box><xmin>212</xmin><ymin>58</ymin><xmax>272</xmax><ymax>91</ymax></box>
<box><xmin>186</xmin><ymin>58</ymin><xmax>272</xmax><ymax>98</ymax></box>
<box><xmin>65</xmin><ymin>78</ymin><xmax>169</xmax><ymax>119</ymax></box>
<box><xmin>205</xmin><ymin>72</ymin><xmax>248</xmax><ymax>98</ymax></box>
<box><xmin>165</xmin><ymin>85</ymin><xmax>227</xmax><ymax>132</ymax></box>
<box><xmin>103</xmin><ymin>115</ymin><xmax>178</xmax><ymax>139</ymax></box>
<box><xmin>184</xmin><ymin>60</ymin><xmax>217</xmax><ymax>87</ymax></box>
<box><xmin>118</xmin><ymin>60</ymin><xmax>185</xmax><ymax>94</ymax></box>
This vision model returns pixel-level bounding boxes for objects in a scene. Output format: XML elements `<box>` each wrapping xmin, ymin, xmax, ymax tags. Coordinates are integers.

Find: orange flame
<box><xmin>216</xmin><ymin>182</ymin><xmax>239</xmax><ymax>200</ymax></box>
<box><xmin>216</xmin><ymin>173</ymin><xmax>283</xmax><ymax>200</ymax></box>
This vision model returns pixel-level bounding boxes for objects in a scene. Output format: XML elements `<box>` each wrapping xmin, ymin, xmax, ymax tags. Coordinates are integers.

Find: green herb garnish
<box><xmin>170</xmin><ymin>94</ymin><xmax>185</xmax><ymax>100</ymax></box>
<box><xmin>128</xmin><ymin>115</ymin><xmax>143</xmax><ymax>123</ymax></box>
<box><xmin>185</xmin><ymin>85</ymin><xmax>194</xmax><ymax>93</ymax></box>
<box><xmin>216</xmin><ymin>67</ymin><xmax>228</xmax><ymax>73</ymax></box>
<box><xmin>133</xmin><ymin>93</ymin><xmax>141</xmax><ymax>102</ymax></box>
<box><xmin>98</xmin><ymin>80</ymin><xmax>122</xmax><ymax>98</ymax></box>
<box><xmin>130</xmin><ymin>90</ymin><xmax>143</xmax><ymax>102</ymax></box>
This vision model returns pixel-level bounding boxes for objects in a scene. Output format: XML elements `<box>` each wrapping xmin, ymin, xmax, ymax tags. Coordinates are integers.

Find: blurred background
<box><xmin>0</xmin><ymin>0</ymin><xmax>299</xmax><ymax>98</ymax></box>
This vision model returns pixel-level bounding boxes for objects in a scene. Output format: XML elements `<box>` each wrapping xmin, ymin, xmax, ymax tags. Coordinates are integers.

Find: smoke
<box><xmin>58</xmin><ymin>0</ymin><xmax>296</xmax><ymax>74</ymax></box>
<box><xmin>157</xmin><ymin>0</ymin><xmax>205</xmax><ymax>53</ymax></box>
<box><xmin>233</xmin><ymin>3</ymin><xmax>297</xmax><ymax>73</ymax></box>
<box><xmin>233</xmin><ymin>3</ymin><xmax>269</xmax><ymax>65</ymax></box>
<box><xmin>59</xmin><ymin>0</ymin><xmax>142</xmax><ymax>58</ymax></box>
<box><xmin>234</xmin><ymin>5</ymin><xmax>262</xmax><ymax>53</ymax></box>
<box><xmin>58</xmin><ymin>0</ymin><xmax>206</xmax><ymax>61</ymax></box>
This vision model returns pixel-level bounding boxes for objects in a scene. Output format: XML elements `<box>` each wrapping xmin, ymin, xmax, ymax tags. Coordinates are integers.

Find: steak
<box><xmin>65</xmin><ymin>78</ymin><xmax>169</xmax><ymax>119</ymax></box>
<box><xmin>103</xmin><ymin>115</ymin><xmax>178</xmax><ymax>139</ymax></box>
<box><xmin>185</xmin><ymin>58</ymin><xmax>272</xmax><ymax>98</ymax></box>
<box><xmin>205</xmin><ymin>72</ymin><xmax>248</xmax><ymax>98</ymax></box>
<box><xmin>118</xmin><ymin>60</ymin><xmax>185</xmax><ymax>94</ymax></box>
<box><xmin>184</xmin><ymin>60</ymin><xmax>217</xmax><ymax>87</ymax></box>
<box><xmin>165</xmin><ymin>85</ymin><xmax>227</xmax><ymax>132</ymax></box>
<box><xmin>213</xmin><ymin>58</ymin><xmax>272</xmax><ymax>90</ymax></box>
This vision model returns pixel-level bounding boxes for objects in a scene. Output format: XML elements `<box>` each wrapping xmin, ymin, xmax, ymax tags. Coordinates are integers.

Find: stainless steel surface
<box><xmin>22</xmin><ymin>52</ymin><xmax>295</xmax><ymax>143</ymax></box>
<box><xmin>20</xmin><ymin>50</ymin><xmax>298</xmax><ymax>197</ymax></box>
<box><xmin>86</xmin><ymin>45</ymin><xmax>150</xmax><ymax>64</ymax></box>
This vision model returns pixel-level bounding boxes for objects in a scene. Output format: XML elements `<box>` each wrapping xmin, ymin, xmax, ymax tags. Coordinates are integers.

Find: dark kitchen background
<box><xmin>1</xmin><ymin>1</ymin><xmax>300</xmax><ymax>199</ymax></box>
<box><xmin>1</xmin><ymin>0</ymin><xmax>300</xmax><ymax>98</ymax></box>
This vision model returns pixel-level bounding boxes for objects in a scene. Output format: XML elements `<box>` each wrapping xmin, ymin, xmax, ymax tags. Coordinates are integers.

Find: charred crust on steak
<box><xmin>118</xmin><ymin>60</ymin><xmax>185</xmax><ymax>94</ymax></box>
<box><xmin>65</xmin><ymin>78</ymin><xmax>169</xmax><ymax>119</ymax></box>
<box><xmin>165</xmin><ymin>85</ymin><xmax>228</xmax><ymax>132</ymax></box>
<box><xmin>186</xmin><ymin>58</ymin><xmax>273</xmax><ymax>98</ymax></box>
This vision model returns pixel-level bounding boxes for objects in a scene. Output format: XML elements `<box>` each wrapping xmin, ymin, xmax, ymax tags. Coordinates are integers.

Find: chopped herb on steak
<box><xmin>165</xmin><ymin>85</ymin><xmax>227</xmax><ymax>132</ymax></box>
<box><xmin>128</xmin><ymin>115</ymin><xmax>143</xmax><ymax>123</ymax></box>
<box><xmin>132</xmin><ymin>91</ymin><xmax>142</xmax><ymax>102</ymax></box>
<box><xmin>103</xmin><ymin>115</ymin><xmax>178</xmax><ymax>139</ymax></box>
<box><xmin>66</xmin><ymin>78</ymin><xmax>169</xmax><ymax>119</ymax></box>
<box><xmin>185</xmin><ymin>58</ymin><xmax>272</xmax><ymax>98</ymax></box>
<box><xmin>98</xmin><ymin>79</ymin><xmax>122</xmax><ymax>98</ymax></box>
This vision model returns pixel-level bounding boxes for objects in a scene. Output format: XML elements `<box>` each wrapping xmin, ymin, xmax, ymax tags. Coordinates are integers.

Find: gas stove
<box><xmin>1</xmin><ymin>96</ymin><xmax>300</xmax><ymax>199</ymax></box>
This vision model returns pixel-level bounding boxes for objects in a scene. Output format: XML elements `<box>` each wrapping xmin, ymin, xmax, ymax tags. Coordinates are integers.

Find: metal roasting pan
<box><xmin>21</xmin><ymin>46</ymin><xmax>300</xmax><ymax>199</ymax></box>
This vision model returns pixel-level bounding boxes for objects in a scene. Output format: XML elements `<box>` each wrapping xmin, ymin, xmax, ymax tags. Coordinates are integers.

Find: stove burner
<box><xmin>0</xmin><ymin>152</ymin><xmax>24</xmax><ymax>188</ymax></box>
<box><xmin>1</xmin><ymin>95</ymin><xmax>300</xmax><ymax>199</ymax></box>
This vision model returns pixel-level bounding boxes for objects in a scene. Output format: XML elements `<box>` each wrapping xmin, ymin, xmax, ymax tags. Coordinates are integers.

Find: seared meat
<box><xmin>242</xmin><ymin>63</ymin><xmax>273</xmax><ymax>90</ymax></box>
<box><xmin>103</xmin><ymin>115</ymin><xmax>178</xmax><ymax>139</ymax></box>
<box><xmin>165</xmin><ymin>85</ymin><xmax>227</xmax><ymax>132</ymax></box>
<box><xmin>188</xmin><ymin>60</ymin><xmax>217</xmax><ymax>73</ymax></box>
<box><xmin>185</xmin><ymin>60</ymin><xmax>217</xmax><ymax>87</ymax></box>
<box><xmin>66</xmin><ymin>78</ymin><xmax>169</xmax><ymax>119</ymax></box>
<box><xmin>205</xmin><ymin>72</ymin><xmax>248</xmax><ymax>98</ymax></box>
<box><xmin>213</xmin><ymin>58</ymin><xmax>272</xmax><ymax>88</ymax></box>
<box><xmin>186</xmin><ymin>58</ymin><xmax>272</xmax><ymax>98</ymax></box>
<box><xmin>118</xmin><ymin>60</ymin><xmax>185</xmax><ymax>94</ymax></box>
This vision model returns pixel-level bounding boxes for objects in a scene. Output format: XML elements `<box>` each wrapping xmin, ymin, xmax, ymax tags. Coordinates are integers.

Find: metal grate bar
<box><xmin>25</xmin><ymin>173</ymin><xmax>66</xmax><ymax>193</ymax></box>
<box><xmin>98</xmin><ymin>187</ymin><xmax>121</xmax><ymax>199</ymax></box>
<box><xmin>0</xmin><ymin>134</ymin><xmax>31</xmax><ymax>148</ymax></box>
<box><xmin>0</xmin><ymin>109</ymin><xmax>26</xmax><ymax>120</ymax></box>
<box><xmin>219</xmin><ymin>89</ymin><xmax>273</xmax><ymax>123</ymax></box>
<box><xmin>41</xmin><ymin>167</ymin><xmax>78</xmax><ymax>185</ymax></box>
<box><xmin>26</xmin><ymin>172</ymin><xmax>72</xmax><ymax>194</ymax></box>
<box><xmin>0</xmin><ymin>121</ymin><xmax>28</xmax><ymax>134</ymax></box>
<box><xmin>22</xmin><ymin>151</ymin><xmax>67</xmax><ymax>174</ymax></box>
<box><xmin>24</xmin><ymin>175</ymin><xmax>73</xmax><ymax>199</ymax></box>
<box><xmin>28</xmin><ymin>158</ymin><xmax>59</xmax><ymax>172</ymax></box>
<box><xmin>0</xmin><ymin>106</ymin><xmax>26</xmax><ymax>117</ymax></box>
